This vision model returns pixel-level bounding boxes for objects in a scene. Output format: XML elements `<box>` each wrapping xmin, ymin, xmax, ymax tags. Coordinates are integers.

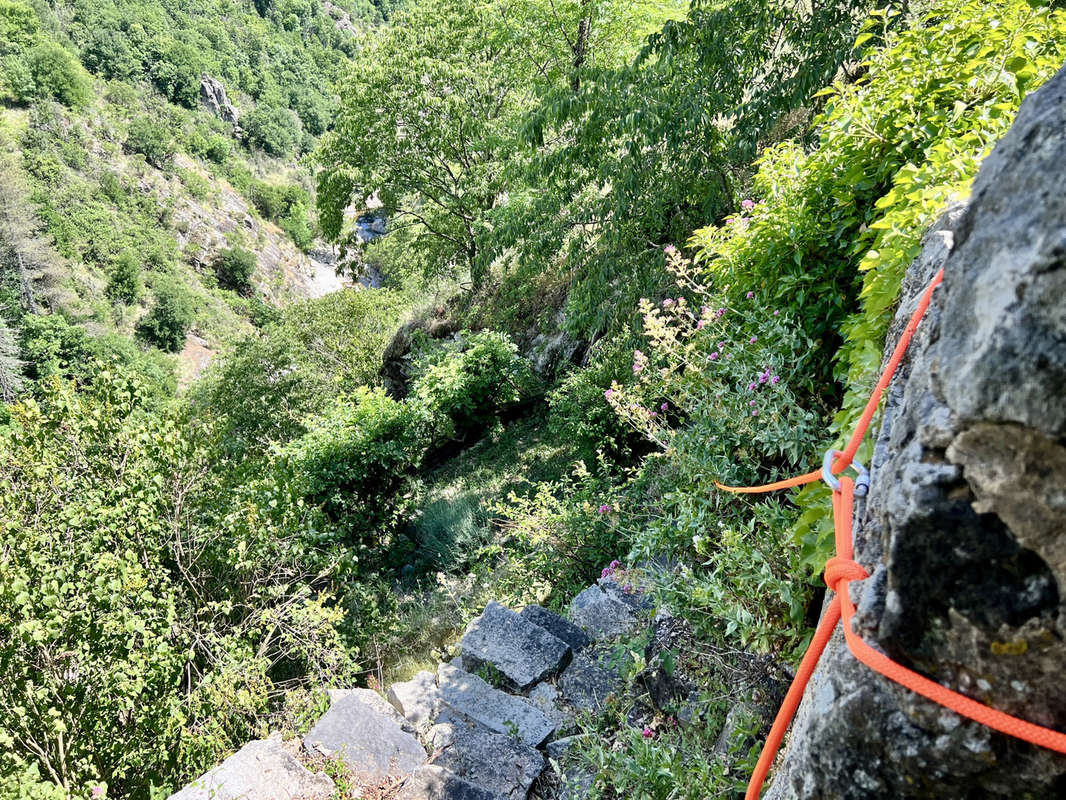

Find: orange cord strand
<box><xmin>718</xmin><ymin>269</ymin><xmax>1066</xmax><ymax>800</ymax></box>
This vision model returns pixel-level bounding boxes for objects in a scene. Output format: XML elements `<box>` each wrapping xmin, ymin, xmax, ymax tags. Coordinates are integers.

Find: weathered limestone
<box><xmin>527</xmin><ymin>682</ymin><xmax>575</xmax><ymax>734</ymax></box>
<box><xmin>303</xmin><ymin>694</ymin><xmax>426</xmax><ymax>784</ymax></box>
<box><xmin>569</xmin><ymin>584</ymin><xmax>641</xmax><ymax>640</ymax></box>
<box><xmin>765</xmin><ymin>65</ymin><xmax>1066</xmax><ymax>799</ymax></box>
<box><xmin>427</xmin><ymin>717</ymin><xmax>545</xmax><ymax>799</ymax></box>
<box><xmin>328</xmin><ymin>686</ymin><xmax>416</xmax><ymax>732</ymax></box>
<box><xmin>395</xmin><ymin>765</ymin><xmax>502</xmax><ymax>800</ymax></box>
<box><xmin>437</xmin><ymin>663</ymin><xmax>556</xmax><ymax>747</ymax></box>
<box><xmin>520</xmin><ymin>604</ymin><xmax>592</xmax><ymax>653</ymax></box>
<box><xmin>557</xmin><ymin>652</ymin><xmax>623</xmax><ymax>713</ymax></box>
<box><xmin>168</xmin><ymin>738</ymin><xmax>333</xmax><ymax>800</ymax></box>
<box><xmin>199</xmin><ymin>75</ymin><xmax>240</xmax><ymax>127</ymax></box>
<box><xmin>460</xmin><ymin>600</ymin><xmax>572</xmax><ymax>690</ymax></box>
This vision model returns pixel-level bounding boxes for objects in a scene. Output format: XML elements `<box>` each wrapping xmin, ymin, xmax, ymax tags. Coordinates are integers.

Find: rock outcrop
<box><xmin>199</xmin><ymin>75</ymin><xmax>240</xmax><ymax>128</ymax></box>
<box><xmin>765</xmin><ymin>65</ymin><xmax>1066</xmax><ymax>799</ymax></box>
<box><xmin>168</xmin><ymin>581</ymin><xmax>658</xmax><ymax>800</ymax></box>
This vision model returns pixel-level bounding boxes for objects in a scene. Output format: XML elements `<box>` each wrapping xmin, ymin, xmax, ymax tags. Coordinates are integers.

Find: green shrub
<box><xmin>106</xmin><ymin>250</ymin><xmax>141</xmax><ymax>304</ymax></box>
<box><xmin>281</xmin><ymin>387</ymin><xmax>430</xmax><ymax>550</ymax></box>
<box><xmin>24</xmin><ymin>41</ymin><xmax>91</xmax><ymax>107</ymax></box>
<box><xmin>137</xmin><ymin>278</ymin><xmax>195</xmax><ymax>352</ymax></box>
<box><xmin>194</xmin><ymin>289</ymin><xmax>406</xmax><ymax>453</ymax></box>
<box><xmin>243</xmin><ymin>104</ymin><xmax>300</xmax><ymax>156</ymax></box>
<box><xmin>148</xmin><ymin>39</ymin><xmax>202</xmax><ymax>108</ymax></box>
<box><xmin>247</xmin><ymin>179</ymin><xmax>314</xmax><ymax>249</ymax></box>
<box><xmin>548</xmin><ymin>333</ymin><xmax>647</xmax><ymax>464</ymax></box>
<box><xmin>125</xmin><ymin>117</ymin><xmax>174</xmax><ymax>169</ymax></box>
<box><xmin>410</xmin><ymin>330</ymin><xmax>537</xmax><ymax>441</ymax></box>
<box><xmin>686</xmin><ymin>0</ymin><xmax>1066</xmax><ymax>570</ymax></box>
<box><xmin>214</xmin><ymin>246</ymin><xmax>257</xmax><ymax>293</ymax></box>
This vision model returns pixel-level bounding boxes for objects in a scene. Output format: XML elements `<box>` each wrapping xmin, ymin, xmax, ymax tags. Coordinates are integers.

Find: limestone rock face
<box><xmin>766</xmin><ymin>65</ymin><xmax>1066</xmax><ymax>799</ymax></box>
<box><xmin>302</xmin><ymin>694</ymin><xmax>426</xmax><ymax>785</ymax></box>
<box><xmin>199</xmin><ymin>75</ymin><xmax>240</xmax><ymax>127</ymax></box>
<box><xmin>569</xmin><ymin>584</ymin><xmax>642</xmax><ymax>640</ymax></box>
<box><xmin>168</xmin><ymin>738</ymin><xmax>333</xmax><ymax>800</ymax></box>
<box><xmin>460</xmin><ymin>600</ymin><xmax>572</xmax><ymax>691</ymax></box>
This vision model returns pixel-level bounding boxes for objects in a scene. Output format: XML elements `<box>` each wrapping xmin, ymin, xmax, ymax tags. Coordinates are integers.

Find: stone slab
<box><xmin>303</xmin><ymin>694</ymin><xmax>426</xmax><ymax>784</ymax></box>
<box><xmin>437</xmin><ymin>663</ymin><xmax>555</xmax><ymax>747</ymax></box>
<box><xmin>169</xmin><ymin>738</ymin><xmax>333</xmax><ymax>800</ymax></box>
<box><xmin>520</xmin><ymin>604</ymin><xmax>591</xmax><ymax>653</ymax></box>
<box><xmin>428</xmin><ymin>717</ymin><xmax>544</xmax><ymax>799</ymax></box>
<box><xmin>389</xmin><ymin>670</ymin><xmax>447</xmax><ymax>734</ymax></box>
<box><xmin>395</xmin><ymin>765</ymin><xmax>503</xmax><ymax>800</ymax></box>
<box><xmin>329</xmin><ymin>687</ymin><xmax>415</xmax><ymax>733</ymax></box>
<box><xmin>460</xmin><ymin>600</ymin><xmax>571</xmax><ymax>690</ymax></box>
<box><xmin>527</xmin><ymin>682</ymin><xmax>574</xmax><ymax>734</ymax></box>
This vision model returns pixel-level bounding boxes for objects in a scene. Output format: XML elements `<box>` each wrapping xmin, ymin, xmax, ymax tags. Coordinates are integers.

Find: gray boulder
<box><xmin>427</xmin><ymin>717</ymin><xmax>544</xmax><ymax>799</ymax></box>
<box><xmin>168</xmin><ymin>738</ymin><xmax>333</xmax><ymax>800</ymax></box>
<box><xmin>520</xmin><ymin>604</ymin><xmax>592</xmax><ymax>653</ymax></box>
<box><xmin>303</xmin><ymin>694</ymin><xmax>426</xmax><ymax>784</ymax></box>
<box><xmin>396</xmin><ymin>765</ymin><xmax>502</xmax><ymax>800</ymax></box>
<box><xmin>437</xmin><ymin>663</ymin><xmax>556</xmax><ymax>747</ymax></box>
<box><xmin>765</xmin><ymin>65</ymin><xmax>1066</xmax><ymax>799</ymax></box>
<box><xmin>460</xmin><ymin>600</ymin><xmax>572</xmax><ymax>690</ymax></box>
<box><xmin>526</xmin><ymin>682</ymin><xmax>575</xmax><ymax>734</ymax></box>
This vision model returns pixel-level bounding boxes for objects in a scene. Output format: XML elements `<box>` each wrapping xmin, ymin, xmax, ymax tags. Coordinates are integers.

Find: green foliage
<box><xmin>194</xmin><ymin>289</ymin><xmax>407</xmax><ymax>453</ymax></box>
<box><xmin>247</xmin><ymin>179</ymin><xmax>314</xmax><ymax>250</ymax></box>
<box><xmin>548</xmin><ymin>332</ymin><xmax>646</xmax><ymax>463</ymax></box>
<box><xmin>410</xmin><ymin>330</ymin><xmax>537</xmax><ymax>441</ymax></box>
<box><xmin>280</xmin><ymin>387</ymin><xmax>429</xmax><ymax>552</ymax></box>
<box><xmin>124</xmin><ymin>117</ymin><xmax>174</xmax><ymax>168</ymax></box>
<box><xmin>214</xmin><ymin>246</ymin><xmax>256</xmax><ymax>293</ymax></box>
<box><xmin>137</xmin><ymin>278</ymin><xmax>195</xmax><ymax>352</ymax></box>
<box><xmin>0</xmin><ymin>372</ymin><xmax>352</xmax><ymax>796</ymax></box>
<box><xmin>148</xmin><ymin>39</ymin><xmax>203</xmax><ymax>108</ymax></box>
<box><xmin>106</xmin><ymin>250</ymin><xmax>142</xmax><ymax>304</ymax></box>
<box><xmin>316</xmin><ymin>0</ymin><xmax>564</xmax><ymax>280</ymax></box>
<box><xmin>686</xmin><ymin>0</ymin><xmax>1066</xmax><ymax>570</ymax></box>
<box><xmin>243</xmin><ymin>104</ymin><xmax>300</xmax><ymax>157</ymax></box>
<box><xmin>23</xmin><ymin>40</ymin><xmax>92</xmax><ymax>107</ymax></box>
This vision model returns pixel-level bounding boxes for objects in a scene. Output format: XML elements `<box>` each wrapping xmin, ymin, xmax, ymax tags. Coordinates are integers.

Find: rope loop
<box><xmin>824</xmin><ymin>556</ymin><xmax>869</xmax><ymax>594</ymax></box>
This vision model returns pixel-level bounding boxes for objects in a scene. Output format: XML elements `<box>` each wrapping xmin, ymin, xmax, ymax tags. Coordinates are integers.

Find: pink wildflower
<box><xmin>696</xmin><ymin>320</ymin><xmax>705</xmax><ymax>330</ymax></box>
<box><xmin>771</xmin><ymin>375</ymin><xmax>780</xmax><ymax>385</ymax></box>
<box><xmin>664</xmin><ymin>244</ymin><xmax>677</xmax><ymax>255</ymax></box>
<box><xmin>747</xmin><ymin>382</ymin><xmax>756</xmax><ymax>391</ymax></box>
<box><xmin>609</xmin><ymin>560</ymin><xmax>621</xmax><ymax>569</ymax></box>
<box><xmin>746</xmin><ymin>291</ymin><xmax>754</xmax><ymax>299</ymax></box>
<box><xmin>661</xmin><ymin>403</ymin><xmax>668</xmax><ymax>411</ymax></box>
<box><xmin>662</xmin><ymin>298</ymin><xmax>675</xmax><ymax>308</ymax></box>
<box><xmin>716</xmin><ymin>307</ymin><xmax>727</xmax><ymax>318</ymax></box>
<box><xmin>599</xmin><ymin>504</ymin><xmax>610</xmax><ymax>514</ymax></box>
<box><xmin>604</xmin><ymin>389</ymin><xmax>615</xmax><ymax>400</ymax></box>
<box><xmin>92</xmin><ymin>790</ymin><xmax>105</xmax><ymax>799</ymax></box>
<box><xmin>709</xmin><ymin>352</ymin><xmax>718</xmax><ymax>361</ymax></box>
<box><xmin>752</xmin><ymin>409</ymin><xmax>759</xmax><ymax>417</ymax></box>
<box><xmin>642</xmin><ymin>726</ymin><xmax>655</xmax><ymax>739</ymax></box>
<box><xmin>741</xmin><ymin>199</ymin><xmax>755</xmax><ymax>211</ymax></box>
<box><xmin>749</xmin><ymin>336</ymin><xmax>758</xmax><ymax>344</ymax></box>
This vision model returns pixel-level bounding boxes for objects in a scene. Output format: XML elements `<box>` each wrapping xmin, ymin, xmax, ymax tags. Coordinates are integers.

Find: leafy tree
<box><xmin>23</xmin><ymin>41</ymin><xmax>91</xmax><ymax>107</ymax></box>
<box><xmin>243</xmin><ymin>104</ymin><xmax>300</xmax><ymax>156</ymax></box>
<box><xmin>315</xmin><ymin>0</ymin><xmax>562</xmax><ymax>281</ymax></box>
<box><xmin>106</xmin><ymin>250</ymin><xmax>141</xmax><ymax>304</ymax></box>
<box><xmin>124</xmin><ymin>118</ymin><xmax>174</xmax><ymax>168</ymax></box>
<box><xmin>193</xmin><ymin>288</ymin><xmax>407</xmax><ymax>453</ymax></box>
<box><xmin>148</xmin><ymin>38</ymin><xmax>202</xmax><ymax>107</ymax></box>
<box><xmin>137</xmin><ymin>278</ymin><xmax>195</xmax><ymax>352</ymax></box>
<box><xmin>214</xmin><ymin>246</ymin><xmax>256</xmax><ymax>293</ymax></box>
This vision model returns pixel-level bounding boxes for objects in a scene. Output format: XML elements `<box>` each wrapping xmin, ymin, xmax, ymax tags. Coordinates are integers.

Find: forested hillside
<box><xmin>1</xmin><ymin>0</ymin><xmax>1064</xmax><ymax>797</ymax></box>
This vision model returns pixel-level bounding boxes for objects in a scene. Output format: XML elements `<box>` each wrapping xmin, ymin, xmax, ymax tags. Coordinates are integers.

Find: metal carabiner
<box><xmin>822</xmin><ymin>449</ymin><xmax>870</xmax><ymax>497</ymax></box>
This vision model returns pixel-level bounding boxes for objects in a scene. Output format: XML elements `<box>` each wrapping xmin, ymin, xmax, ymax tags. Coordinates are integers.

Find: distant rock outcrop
<box><xmin>199</xmin><ymin>75</ymin><xmax>240</xmax><ymax>128</ymax></box>
<box><xmin>765</xmin><ymin>64</ymin><xmax>1066</xmax><ymax>799</ymax></box>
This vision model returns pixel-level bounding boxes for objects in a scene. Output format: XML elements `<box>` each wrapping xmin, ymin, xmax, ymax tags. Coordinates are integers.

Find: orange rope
<box><xmin>714</xmin><ymin>269</ymin><xmax>1066</xmax><ymax>800</ymax></box>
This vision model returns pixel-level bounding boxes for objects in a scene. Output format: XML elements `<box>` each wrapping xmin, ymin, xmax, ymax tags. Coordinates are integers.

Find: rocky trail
<box><xmin>169</xmin><ymin>574</ymin><xmax>672</xmax><ymax>800</ymax></box>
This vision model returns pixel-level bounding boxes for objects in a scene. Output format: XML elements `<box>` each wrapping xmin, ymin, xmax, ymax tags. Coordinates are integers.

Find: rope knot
<box><xmin>824</xmin><ymin>556</ymin><xmax>869</xmax><ymax>594</ymax></box>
